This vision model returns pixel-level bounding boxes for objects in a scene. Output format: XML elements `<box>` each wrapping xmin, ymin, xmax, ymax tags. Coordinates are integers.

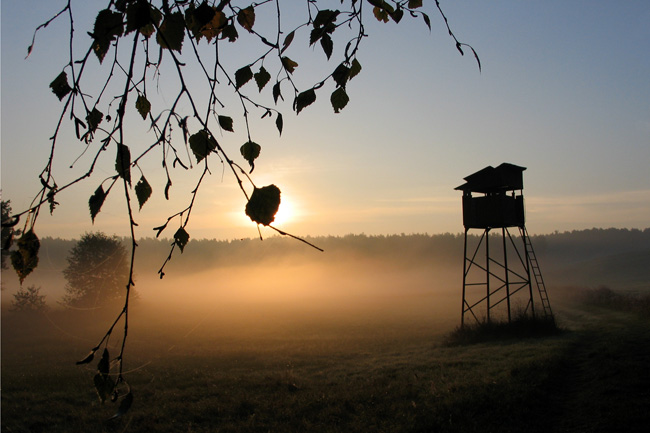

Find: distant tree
<box><xmin>62</xmin><ymin>232</ymin><xmax>130</xmax><ymax>308</ymax></box>
<box><xmin>10</xmin><ymin>285</ymin><xmax>48</xmax><ymax>313</ymax></box>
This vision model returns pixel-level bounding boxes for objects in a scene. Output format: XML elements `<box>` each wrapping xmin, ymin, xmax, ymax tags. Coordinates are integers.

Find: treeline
<box><xmin>4</xmin><ymin>228</ymin><xmax>649</xmax><ymax>304</ymax></box>
<box><xmin>531</xmin><ymin>228</ymin><xmax>650</xmax><ymax>265</ymax></box>
<box><xmin>33</xmin><ymin>228</ymin><xmax>650</xmax><ymax>274</ymax></box>
<box><xmin>113</xmin><ymin>232</ymin><xmax>465</xmax><ymax>275</ymax></box>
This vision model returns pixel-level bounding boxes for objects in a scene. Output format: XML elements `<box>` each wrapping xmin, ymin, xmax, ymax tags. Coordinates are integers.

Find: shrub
<box><xmin>579</xmin><ymin>286</ymin><xmax>650</xmax><ymax>317</ymax></box>
<box><xmin>10</xmin><ymin>285</ymin><xmax>47</xmax><ymax>313</ymax></box>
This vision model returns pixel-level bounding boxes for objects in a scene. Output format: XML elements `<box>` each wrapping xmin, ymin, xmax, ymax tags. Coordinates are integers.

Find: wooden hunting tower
<box><xmin>456</xmin><ymin>163</ymin><xmax>553</xmax><ymax>326</ymax></box>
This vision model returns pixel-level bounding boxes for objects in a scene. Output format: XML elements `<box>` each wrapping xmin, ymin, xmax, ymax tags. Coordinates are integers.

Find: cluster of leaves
<box><xmin>77</xmin><ymin>347</ymin><xmax>133</xmax><ymax>420</ymax></box>
<box><xmin>1</xmin><ymin>200</ymin><xmax>18</xmax><ymax>271</ymax></box>
<box><xmin>1</xmin><ymin>200</ymin><xmax>37</xmax><ymax>285</ymax></box>
<box><xmin>10</xmin><ymin>230</ymin><xmax>40</xmax><ymax>285</ymax></box>
<box><xmin>6</xmin><ymin>0</ymin><xmax>477</xmax><ymax>417</ymax></box>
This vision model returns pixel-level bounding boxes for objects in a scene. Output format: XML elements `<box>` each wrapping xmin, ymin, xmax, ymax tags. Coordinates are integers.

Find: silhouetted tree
<box><xmin>62</xmin><ymin>232</ymin><xmax>130</xmax><ymax>308</ymax></box>
<box><xmin>10</xmin><ymin>286</ymin><xmax>48</xmax><ymax>313</ymax></box>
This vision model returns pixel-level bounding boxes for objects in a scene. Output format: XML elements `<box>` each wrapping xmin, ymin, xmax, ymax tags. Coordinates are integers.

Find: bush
<box><xmin>578</xmin><ymin>286</ymin><xmax>650</xmax><ymax>317</ymax></box>
<box><xmin>10</xmin><ymin>286</ymin><xmax>47</xmax><ymax>313</ymax></box>
<box><xmin>444</xmin><ymin>314</ymin><xmax>561</xmax><ymax>346</ymax></box>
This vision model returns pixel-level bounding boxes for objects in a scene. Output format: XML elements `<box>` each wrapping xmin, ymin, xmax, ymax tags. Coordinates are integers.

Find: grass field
<box><xmin>2</xmin><ymin>288</ymin><xmax>650</xmax><ymax>433</ymax></box>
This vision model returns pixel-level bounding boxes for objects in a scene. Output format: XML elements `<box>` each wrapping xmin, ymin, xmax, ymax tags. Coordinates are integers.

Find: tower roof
<box><xmin>455</xmin><ymin>163</ymin><xmax>526</xmax><ymax>193</ymax></box>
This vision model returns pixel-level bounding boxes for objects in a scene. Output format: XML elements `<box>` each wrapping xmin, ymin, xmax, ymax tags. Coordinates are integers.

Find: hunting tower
<box><xmin>455</xmin><ymin>163</ymin><xmax>553</xmax><ymax>326</ymax></box>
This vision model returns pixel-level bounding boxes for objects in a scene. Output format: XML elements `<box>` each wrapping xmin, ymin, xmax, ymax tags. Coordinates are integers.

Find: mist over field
<box><xmin>2</xmin><ymin>233</ymin><xmax>463</xmax><ymax>343</ymax></box>
<box><xmin>2</xmin><ymin>228</ymin><xmax>650</xmax><ymax>432</ymax></box>
<box><xmin>3</xmin><ymin>228</ymin><xmax>649</xmax><ymax>335</ymax></box>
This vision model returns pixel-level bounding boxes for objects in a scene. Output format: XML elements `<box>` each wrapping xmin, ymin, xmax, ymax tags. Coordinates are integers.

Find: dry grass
<box><xmin>2</xmin><ymin>295</ymin><xmax>650</xmax><ymax>433</ymax></box>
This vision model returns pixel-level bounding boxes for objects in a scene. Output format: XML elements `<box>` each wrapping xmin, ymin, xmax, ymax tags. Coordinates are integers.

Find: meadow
<box><xmin>3</xmin><ymin>286</ymin><xmax>650</xmax><ymax>433</ymax></box>
<box><xmin>2</xmin><ymin>229</ymin><xmax>650</xmax><ymax>432</ymax></box>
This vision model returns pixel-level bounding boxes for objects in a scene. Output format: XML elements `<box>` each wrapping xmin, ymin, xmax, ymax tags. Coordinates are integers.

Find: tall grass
<box><xmin>444</xmin><ymin>313</ymin><xmax>562</xmax><ymax>346</ymax></box>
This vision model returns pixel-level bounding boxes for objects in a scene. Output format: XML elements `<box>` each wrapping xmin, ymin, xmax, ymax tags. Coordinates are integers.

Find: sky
<box><xmin>1</xmin><ymin>0</ymin><xmax>649</xmax><ymax>241</ymax></box>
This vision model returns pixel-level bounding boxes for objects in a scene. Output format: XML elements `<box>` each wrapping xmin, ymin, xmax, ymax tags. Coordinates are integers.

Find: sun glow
<box><xmin>273</xmin><ymin>195</ymin><xmax>295</xmax><ymax>226</ymax></box>
<box><xmin>231</xmin><ymin>192</ymin><xmax>299</xmax><ymax>232</ymax></box>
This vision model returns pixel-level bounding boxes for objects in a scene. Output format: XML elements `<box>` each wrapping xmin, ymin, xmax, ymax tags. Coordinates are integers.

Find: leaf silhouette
<box><xmin>93</xmin><ymin>373</ymin><xmax>115</xmax><ymax>404</ymax></box>
<box><xmin>135</xmin><ymin>176</ymin><xmax>152</xmax><ymax>210</ymax></box>
<box><xmin>332</xmin><ymin>64</ymin><xmax>350</xmax><ymax>88</ymax></box>
<box><xmin>10</xmin><ymin>230</ymin><xmax>40</xmax><ymax>283</ymax></box>
<box><xmin>422</xmin><ymin>12</ymin><xmax>431</xmax><ymax>30</ymax></box>
<box><xmin>235</xmin><ymin>66</ymin><xmax>253</xmax><ymax>89</ymax></box>
<box><xmin>245</xmin><ymin>185</ymin><xmax>281</xmax><ymax>226</ymax></box>
<box><xmin>313</xmin><ymin>9</ymin><xmax>340</xmax><ymax>28</ymax></box>
<box><xmin>331</xmin><ymin>87</ymin><xmax>349</xmax><ymax>113</ymax></box>
<box><xmin>189</xmin><ymin>130</ymin><xmax>218</xmax><ymax>162</ymax></box>
<box><xmin>92</xmin><ymin>9</ymin><xmax>124</xmax><ymax>62</ymax></box>
<box><xmin>86</xmin><ymin>108</ymin><xmax>103</xmax><ymax>135</ymax></box>
<box><xmin>273</xmin><ymin>82</ymin><xmax>283</xmax><ymax>104</ymax></box>
<box><xmin>201</xmin><ymin>10</ymin><xmax>227</xmax><ymax>41</ymax></box>
<box><xmin>135</xmin><ymin>95</ymin><xmax>151</xmax><ymax>119</ymax></box>
<box><xmin>320</xmin><ymin>34</ymin><xmax>333</xmax><ymax>60</ymax></box>
<box><xmin>173</xmin><ymin>228</ymin><xmax>190</xmax><ymax>253</ymax></box>
<box><xmin>221</xmin><ymin>23</ymin><xmax>238</xmax><ymax>42</ymax></box>
<box><xmin>391</xmin><ymin>7</ymin><xmax>404</xmax><ymax>23</ymax></box>
<box><xmin>281</xmin><ymin>31</ymin><xmax>295</xmax><ymax>54</ymax></box>
<box><xmin>49</xmin><ymin>72</ymin><xmax>72</xmax><ymax>100</ymax></box>
<box><xmin>89</xmin><ymin>185</ymin><xmax>107</xmax><ymax>223</ymax></box>
<box><xmin>237</xmin><ymin>6</ymin><xmax>255</xmax><ymax>33</ymax></box>
<box><xmin>156</xmin><ymin>12</ymin><xmax>185</xmax><ymax>51</ymax></box>
<box><xmin>373</xmin><ymin>7</ymin><xmax>389</xmax><ymax>23</ymax></box>
<box><xmin>275</xmin><ymin>113</ymin><xmax>283</xmax><ymax>136</ymax></box>
<box><xmin>218</xmin><ymin>115</ymin><xmax>234</xmax><ymax>132</ymax></box>
<box><xmin>126</xmin><ymin>0</ymin><xmax>161</xmax><ymax>37</ymax></box>
<box><xmin>115</xmin><ymin>144</ymin><xmax>132</xmax><ymax>185</ymax></box>
<box><xmin>349</xmin><ymin>59</ymin><xmax>362</xmax><ymax>80</ymax></box>
<box><xmin>240</xmin><ymin>141</ymin><xmax>261</xmax><ymax>172</ymax></box>
<box><xmin>295</xmin><ymin>89</ymin><xmax>316</xmax><ymax>114</ymax></box>
<box><xmin>281</xmin><ymin>57</ymin><xmax>298</xmax><ymax>74</ymax></box>
<box><xmin>254</xmin><ymin>66</ymin><xmax>271</xmax><ymax>92</ymax></box>
<box><xmin>97</xmin><ymin>348</ymin><xmax>110</xmax><ymax>377</ymax></box>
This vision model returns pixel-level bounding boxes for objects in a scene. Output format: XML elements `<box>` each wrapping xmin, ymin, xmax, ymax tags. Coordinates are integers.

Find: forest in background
<box><xmin>2</xmin><ymin>227</ymin><xmax>649</xmax><ymax>310</ymax></box>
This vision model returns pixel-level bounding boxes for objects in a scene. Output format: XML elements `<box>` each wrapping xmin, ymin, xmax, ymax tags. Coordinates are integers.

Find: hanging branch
<box><xmin>7</xmin><ymin>0</ymin><xmax>479</xmax><ymax>417</ymax></box>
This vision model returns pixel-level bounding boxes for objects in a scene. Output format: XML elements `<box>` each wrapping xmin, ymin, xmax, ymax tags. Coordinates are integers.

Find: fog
<box><xmin>3</xmin><ymin>229</ymin><xmax>649</xmax><ymax>347</ymax></box>
<box><xmin>131</xmin><ymin>257</ymin><xmax>461</xmax><ymax>346</ymax></box>
<box><xmin>3</xmin><ymin>230</ymin><xmax>649</xmax><ymax>433</ymax></box>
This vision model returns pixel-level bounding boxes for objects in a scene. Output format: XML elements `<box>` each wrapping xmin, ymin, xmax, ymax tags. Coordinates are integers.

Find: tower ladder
<box><xmin>521</xmin><ymin>227</ymin><xmax>554</xmax><ymax>319</ymax></box>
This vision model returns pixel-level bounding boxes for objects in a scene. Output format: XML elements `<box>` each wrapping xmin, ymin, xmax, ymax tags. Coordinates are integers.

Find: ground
<box><xmin>2</xmin><ymin>295</ymin><xmax>649</xmax><ymax>433</ymax></box>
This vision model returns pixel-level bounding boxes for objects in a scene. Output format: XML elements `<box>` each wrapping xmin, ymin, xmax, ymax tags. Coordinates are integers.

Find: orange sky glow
<box><xmin>1</xmin><ymin>1</ymin><xmax>649</xmax><ymax>241</ymax></box>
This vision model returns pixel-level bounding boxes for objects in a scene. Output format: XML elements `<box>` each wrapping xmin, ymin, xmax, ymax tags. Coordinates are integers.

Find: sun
<box><xmin>273</xmin><ymin>195</ymin><xmax>295</xmax><ymax>226</ymax></box>
<box><xmin>230</xmin><ymin>191</ymin><xmax>300</xmax><ymax>232</ymax></box>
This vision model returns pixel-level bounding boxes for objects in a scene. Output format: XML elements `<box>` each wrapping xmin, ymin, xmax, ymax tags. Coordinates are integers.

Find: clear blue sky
<box><xmin>2</xmin><ymin>1</ymin><xmax>649</xmax><ymax>240</ymax></box>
